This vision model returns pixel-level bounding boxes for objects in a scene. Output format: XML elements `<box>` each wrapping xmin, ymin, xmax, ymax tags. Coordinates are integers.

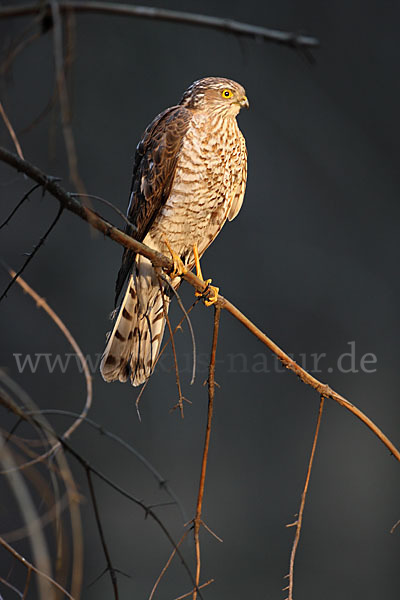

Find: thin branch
<box><xmin>174</xmin><ymin>579</ymin><xmax>214</xmax><ymax>600</ymax></box>
<box><xmin>0</xmin><ymin>536</ymin><xmax>75</xmax><ymax>600</ymax></box>
<box><xmin>285</xmin><ymin>396</ymin><xmax>325</xmax><ymax>600</ymax></box>
<box><xmin>86</xmin><ymin>468</ymin><xmax>119</xmax><ymax>600</ymax></box>
<box><xmin>0</xmin><ymin>100</ymin><xmax>24</xmax><ymax>159</ymax></box>
<box><xmin>148</xmin><ymin>529</ymin><xmax>189</xmax><ymax>600</ymax></box>
<box><xmin>160</xmin><ymin>273</ymin><xmax>197</xmax><ymax>385</ymax></box>
<box><xmin>49</xmin><ymin>0</ymin><xmax>86</xmax><ymax>195</ymax></box>
<box><xmin>0</xmin><ymin>183</ymin><xmax>41</xmax><ymax>229</ymax></box>
<box><xmin>0</xmin><ymin>393</ymin><xmax>202</xmax><ymax>598</ymax></box>
<box><xmin>193</xmin><ymin>306</ymin><xmax>221</xmax><ymax>600</ymax></box>
<box><xmin>22</xmin><ymin>567</ymin><xmax>31</xmax><ymax>600</ymax></box>
<box><xmin>1</xmin><ymin>269</ymin><xmax>92</xmax><ymax>471</ymax></box>
<box><xmin>1</xmin><ymin>147</ymin><xmax>399</xmax><ymax>463</ymax></box>
<box><xmin>30</xmin><ymin>408</ymin><xmax>188</xmax><ymax>523</ymax></box>
<box><xmin>0</xmin><ymin>205</ymin><xmax>64</xmax><ymax>302</ymax></box>
<box><xmin>0</xmin><ymin>575</ymin><xmax>23</xmax><ymax>598</ymax></box>
<box><xmin>70</xmin><ymin>193</ymin><xmax>136</xmax><ymax>229</ymax></box>
<box><xmin>0</xmin><ymin>2</ymin><xmax>319</xmax><ymax>50</ymax></box>
<box><xmin>156</xmin><ymin>272</ymin><xmax>185</xmax><ymax>417</ymax></box>
<box><xmin>0</xmin><ymin>11</ymin><xmax>44</xmax><ymax>76</ymax></box>
<box><xmin>135</xmin><ymin>299</ymin><xmax>199</xmax><ymax>415</ymax></box>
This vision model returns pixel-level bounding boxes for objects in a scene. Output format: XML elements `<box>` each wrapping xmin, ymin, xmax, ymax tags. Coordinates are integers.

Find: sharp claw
<box><xmin>196</xmin><ymin>279</ymin><xmax>219</xmax><ymax>306</ymax></box>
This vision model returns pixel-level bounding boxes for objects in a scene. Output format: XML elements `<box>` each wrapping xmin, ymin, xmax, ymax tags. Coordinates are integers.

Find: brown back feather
<box><xmin>115</xmin><ymin>105</ymin><xmax>193</xmax><ymax>304</ymax></box>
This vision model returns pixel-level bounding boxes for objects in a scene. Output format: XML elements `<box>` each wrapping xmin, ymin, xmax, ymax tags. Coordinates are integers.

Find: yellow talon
<box><xmin>164</xmin><ymin>236</ymin><xmax>187</xmax><ymax>278</ymax></box>
<box><xmin>193</xmin><ymin>244</ymin><xmax>219</xmax><ymax>306</ymax></box>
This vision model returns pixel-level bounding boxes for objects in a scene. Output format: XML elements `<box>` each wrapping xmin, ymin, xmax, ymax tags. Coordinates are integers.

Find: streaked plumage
<box><xmin>100</xmin><ymin>77</ymin><xmax>248</xmax><ymax>386</ymax></box>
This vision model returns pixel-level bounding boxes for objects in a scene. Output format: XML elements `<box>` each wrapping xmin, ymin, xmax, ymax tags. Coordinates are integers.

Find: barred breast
<box><xmin>145</xmin><ymin>111</ymin><xmax>247</xmax><ymax>267</ymax></box>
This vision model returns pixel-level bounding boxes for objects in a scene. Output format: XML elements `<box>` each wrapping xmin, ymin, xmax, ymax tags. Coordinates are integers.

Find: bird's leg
<box><xmin>193</xmin><ymin>244</ymin><xmax>219</xmax><ymax>307</ymax></box>
<box><xmin>163</xmin><ymin>236</ymin><xmax>187</xmax><ymax>278</ymax></box>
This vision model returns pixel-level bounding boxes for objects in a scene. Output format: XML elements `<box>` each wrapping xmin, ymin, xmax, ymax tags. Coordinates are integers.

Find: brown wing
<box><xmin>115</xmin><ymin>105</ymin><xmax>193</xmax><ymax>304</ymax></box>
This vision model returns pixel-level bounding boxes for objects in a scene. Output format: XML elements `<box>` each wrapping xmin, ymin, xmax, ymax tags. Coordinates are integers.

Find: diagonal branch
<box><xmin>1</xmin><ymin>146</ymin><xmax>400</xmax><ymax>463</ymax></box>
<box><xmin>0</xmin><ymin>2</ymin><xmax>319</xmax><ymax>50</ymax></box>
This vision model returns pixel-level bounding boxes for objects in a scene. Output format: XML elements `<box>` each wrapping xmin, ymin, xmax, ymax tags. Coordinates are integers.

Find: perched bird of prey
<box><xmin>100</xmin><ymin>77</ymin><xmax>248</xmax><ymax>386</ymax></box>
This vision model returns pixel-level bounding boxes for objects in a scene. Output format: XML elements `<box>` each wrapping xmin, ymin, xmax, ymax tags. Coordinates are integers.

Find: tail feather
<box><xmin>100</xmin><ymin>258</ymin><xmax>169</xmax><ymax>386</ymax></box>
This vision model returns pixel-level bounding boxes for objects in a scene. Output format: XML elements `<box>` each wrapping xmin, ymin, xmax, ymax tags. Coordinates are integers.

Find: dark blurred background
<box><xmin>1</xmin><ymin>1</ymin><xmax>400</xmax><ymax>598</ymax></box>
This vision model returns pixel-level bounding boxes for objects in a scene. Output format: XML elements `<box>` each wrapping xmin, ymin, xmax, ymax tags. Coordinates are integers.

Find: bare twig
<box><xmin>0</xmin><ymin>371</ymin><xmax>84</xmax><ymax>599</ymax></box>
<box><xmin>1</xmin><ymin>269</ymin><xmax>92</xmax><ymax>471</ymax></box>
<box><xmin>148</xmin><ymin>529</ymin><xmax>189</xmax><ymax>600</ymax></box>
<box><xmin>193</xmin><ymin>306</ymin><xmax>221</xmax><ymax>600</ymax></box>
<box><xmin>49</xmin><ymin>0</ymin><xmax>86</xmax><ymax>195</ymax></box>
<box><xmin>31</xmin><ymin>408</ymin><xmax>188</xmax><ymax>522</ymax></box>
<box><xmin>0</xmin><ymin>205</ymin><xmax>64</xmax><ymax>302</ymax></box>
<box><xmin>0</xmin><ymin>183</ymin><xmax>41</xmax><ymax>229</ymax></box>
<box><xmin>285</xmin><ymin>396</ymin><xmax>325</xmax><ymax>600</ymax></box>
<box><xmin>0</xmin><ymin>392</ymin><xmax>202</xmax><ymax>598</ymax></box>
<box><xmin>160</xmin><ymin>273</ymin><xmax>197</xmax><ymax>385</ymax></box>
<box><xmin>174</xmin><ymin>579</ymin><xmax>214</xmax><ymax>600</ymax></box>
<box><xmin>86</xmin><ymin>468</ymin><xmax>119</xmax><ymax>600</ymax></box>
<box><xmin>0</xmin><ymin>575</ymin><xmax>23</xmax><ymax>598</ymax></box>
<box><xmin>135</xmin><ymin>299</ymin><xmax>199</xmax><ymax>414</ymax></box>
<box><xmin>0</xmin><ymin>100</ymin><xmax>24</xmax><ymax>159</ymax></box>
<box><xmin>1</xmin><ymin>147</ymin><xmax>399</xmax><ymax>463</ymax></box>
<box><xmin>0</xmin><ymin>536</ymin><xmax>75</xmax><ymax>600</ymax></box>
<box><xmin>0</xmin><ymin>2</ymin><xmax>319</xmax><ymax>50</ymax></box>
<box><xmin>156</xmin><ymin>272</ymin><xmax>185</xmax><ymax>417</ymax></box>
<box><xmin>70</xmin><ymin>193</ymin><xmax>136</xmax><ymax>229</ymax></box>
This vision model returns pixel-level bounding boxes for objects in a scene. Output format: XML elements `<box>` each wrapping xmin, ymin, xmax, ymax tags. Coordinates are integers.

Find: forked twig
<box><xmin>0</xmin><ymin>393</ymin><xmax>201</xmax><ymax>597</ymax></box>
<box><xmin>285</xmin><ymin>396</ymin><xmax>325</xmax><ymax>600</ymax></box>
<box><xmin>193</xmin><ymin>306</ymin><xmax>221</xmax><ymax>600</ymax></box>
<box><xmin>174</xmin><ymin>579</ymin><xmax>214</xmax><ymax>600</ymax></box>
<box><xmin>33</xmin><ymin>408</ymin><xmax>188</xmax><ymax>522</ymax></box>
<box><xmin>86</xmin><ymin>468</ymin><xmax>119</xmax><ymax>600</ymax></box>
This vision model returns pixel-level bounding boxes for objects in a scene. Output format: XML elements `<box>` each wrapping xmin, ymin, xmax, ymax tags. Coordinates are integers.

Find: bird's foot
<box><xmin>196</xmin><ymin>280</ymin><xmax>220</xmax><ymax>306</ymax></box>
<box><xmin>193</xmin><ymin>244</ymin><xmax>219</xmax><ymax>306</ymax></box>
<box><xmin>164</xmin><ymin>237</ymin><xmax>187</xmax><ymax>278</ymax></box>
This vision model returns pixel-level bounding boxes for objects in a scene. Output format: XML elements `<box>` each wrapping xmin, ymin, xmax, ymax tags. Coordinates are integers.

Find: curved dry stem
<box><xmin>1</xmin><ymin>270</ymin><xmax>92</xmax><ymax>473</ymax></box>
<box><xmin>0</xmin><ymin>536</ymin><xmax>75</xmax><ymax>600</ymax></box>
<box><xmin>0</xmin><ymin>372</ymin><xmax>84</xmax><ymax>598</ymax></box>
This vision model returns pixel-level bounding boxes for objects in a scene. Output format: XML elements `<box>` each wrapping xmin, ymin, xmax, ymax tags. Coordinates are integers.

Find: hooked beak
<box><xmin>240</xmin><ymin>95</ymin><xmax>249</xmax><ymax>109</ymax></box>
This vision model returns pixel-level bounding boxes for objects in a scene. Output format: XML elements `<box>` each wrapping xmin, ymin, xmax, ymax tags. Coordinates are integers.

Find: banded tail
<box><xmin>100</xmin><ymin>256</ymin><xmax>168</xmax><ymax>386</ymax></box>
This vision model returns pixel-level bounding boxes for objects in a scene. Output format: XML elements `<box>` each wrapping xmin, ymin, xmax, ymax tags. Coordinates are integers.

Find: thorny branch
<box><xmin>86</xmin><ymin>468</ymin><xmax>119</xmax><ymax>600</ymax></box>
<box><xmin>285</xmin><ymin>396</ymin><xmax>325</xmax><ymax>600</ymax></box>
<box><xmin>1</xmin><ymin>146</ymin><xmax>399</xmax><ymax>464</ymax></box>
<box><xmin>0</xmin><ymin>391</ymin><xmax>202</xmax><ymax>598</ymax></box>
<box><xmin>0</xmin><ymin>2</ymin><xmax>319</xmax><ymax>50</ymax></box>
<box><xmin>0</xmin><ymin>206</ymin><xmax>64</xmax><ymax>302</ymax></box>
<box><xmin>193</xmin><ymin>306</ymin><xmax>221</xmax><ymax>600</ymax></box>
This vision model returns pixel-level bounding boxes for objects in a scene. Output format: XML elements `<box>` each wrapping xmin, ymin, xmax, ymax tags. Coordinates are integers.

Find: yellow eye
<box><xmin>222</xmin><ymin>89</ymin><xmax>233</xmax><ymax>99</ymax></box>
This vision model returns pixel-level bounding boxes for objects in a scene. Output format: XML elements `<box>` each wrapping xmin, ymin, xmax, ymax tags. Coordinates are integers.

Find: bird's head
<box><xmin>180</xmin><ymin>77</ymin><xmax>249</xmax><ymax>118</ymax></box>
